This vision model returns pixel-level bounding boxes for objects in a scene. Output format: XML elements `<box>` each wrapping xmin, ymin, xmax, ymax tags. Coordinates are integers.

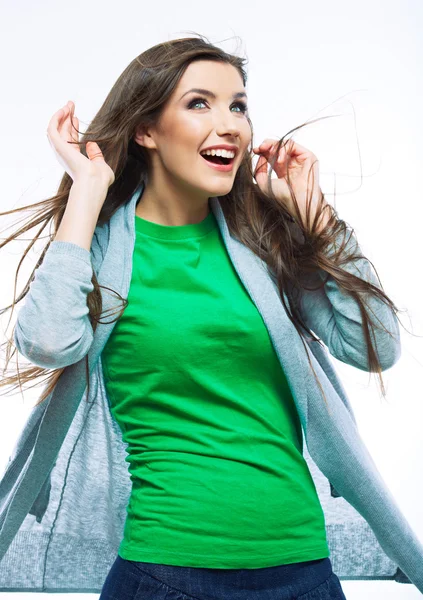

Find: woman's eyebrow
<box><xmin>179</xmin><ymin>88</ymin><xmax>248</xmax><ymax>101</ymax></box>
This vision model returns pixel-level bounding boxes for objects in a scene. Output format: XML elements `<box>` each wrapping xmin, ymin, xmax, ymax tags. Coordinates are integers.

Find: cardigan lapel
<box><xmin>209</xmin><ymin>195</ymin><xmax>308</xmax><ymax>423</ymax></box>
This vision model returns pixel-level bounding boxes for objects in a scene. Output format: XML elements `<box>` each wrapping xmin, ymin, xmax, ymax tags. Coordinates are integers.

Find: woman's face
<box><xmin>135</xmin><ymin>60</ymin><xmax>252</xmax><ymax>199</ymax></box>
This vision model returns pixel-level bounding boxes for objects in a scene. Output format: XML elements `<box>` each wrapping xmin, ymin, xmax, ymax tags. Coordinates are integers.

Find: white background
<box><xmin>0</xmin><ymin>0</ymin><xmax>422</xmax><ymax>598</ymax></box>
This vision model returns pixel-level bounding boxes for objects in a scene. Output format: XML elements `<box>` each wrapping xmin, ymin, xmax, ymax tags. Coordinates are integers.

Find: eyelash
<box><xmin>187</xmin><ymin>96</ymin><xmax>249</xmax><ymax>114</ymax></box>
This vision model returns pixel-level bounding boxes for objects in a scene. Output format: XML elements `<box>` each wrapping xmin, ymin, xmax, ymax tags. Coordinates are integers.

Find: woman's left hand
<box><xmin>252</xmin><ymin>138</ymin><xmax>331</xmax><ymax>234</ymax></box>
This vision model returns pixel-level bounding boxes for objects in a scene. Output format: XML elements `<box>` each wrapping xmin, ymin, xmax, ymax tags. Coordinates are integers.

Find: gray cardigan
<box><xmin>0</xmin><ymin>181</ymin><xmax>422</xmax><ymax>594</ymax></box>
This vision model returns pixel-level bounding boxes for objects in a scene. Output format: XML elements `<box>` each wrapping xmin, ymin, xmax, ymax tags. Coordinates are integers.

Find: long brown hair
<box><xmin>0</xmin><ymin>33</ymin><xmax>406</xmax><ymax>408</ymax></box>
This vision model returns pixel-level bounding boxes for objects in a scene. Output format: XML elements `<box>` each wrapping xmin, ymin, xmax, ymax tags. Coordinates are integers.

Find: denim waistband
<box><xmin>125</xmin><ymin>556</ymin><xmax>333</xmax><ymax>599</ymax></box>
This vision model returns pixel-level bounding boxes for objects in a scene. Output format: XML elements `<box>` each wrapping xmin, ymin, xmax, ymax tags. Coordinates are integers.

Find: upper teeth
<box><xmin>200</xmin><ymin>148</ymin><xmax>235</xmax><ymax>158</ymax></box>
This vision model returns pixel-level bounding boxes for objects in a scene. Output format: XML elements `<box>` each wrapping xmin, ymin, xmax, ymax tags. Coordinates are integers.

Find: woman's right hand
<box><xmin>46</xmin><ymin>100</ymin><xmax>115</xmax><ymax>189</ymax></box>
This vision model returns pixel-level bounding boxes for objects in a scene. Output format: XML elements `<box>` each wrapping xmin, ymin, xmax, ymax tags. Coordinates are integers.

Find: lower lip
<box><xmin>200</xmin><ymin>154</ymin><xmax>235</xmax><ymax>172</ymax></box>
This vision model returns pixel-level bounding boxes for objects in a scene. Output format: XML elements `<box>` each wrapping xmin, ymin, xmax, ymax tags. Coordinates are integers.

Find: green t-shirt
<box><xmin>101</xmin><ymin>204</ymin><xmax>329</xmax><ymax>568</ymax></box>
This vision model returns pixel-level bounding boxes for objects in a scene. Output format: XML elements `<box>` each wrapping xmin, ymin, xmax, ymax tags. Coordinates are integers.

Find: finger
<box><xmin>287</xmin><ymin>140</ymin><xmax>307</xmax><ymax>153</ymax></box>
<box><xmin>47</xmin><ymin>104</ymin><xmax>70</xmax><ymax>144</ymax></box>
<box><xmin>253</xmin><ymin>154</ymin><xmax>270</xmax><ymax>180</ymax></box>
<box><xmin>57</xmin><ymin>104</ymin><xmax>71</xmax><ymax>137</ymax></box>
<box><xmin>256</xmin><ymin>141</ymin><xmax>283</xmax><ymax>161</ymax></box>
<box><xmin>66</xmin><ymin>102</ymin><xmax>79</xmax><ymax>146</ymax></box>
<box><xmin>277</xmin><ymin>144</ymin><xmax>290</xmax><ymax>163</ymax></box>
<box><xmin>70</xmin><ymin>115</ymin><xmax>80</xmax><ymax>151</ymax></box>
<box><xmin>63</xmin><ymin>101</ymin><xmax>76</xmax><ymax>142</ymax></box>
<box><xmin>68</xmin><ymin>101</ymin><xmax>78</xmax><ymax>141</ymax></box>
<box><xmin>284</xmin><ymin>139</ymin><xmax>315</xmax><ymax>160</ymax></box>
<box><xmin>253</xmin><ymin>138</ymin><xmax>276</xmax><ymax>152</ymax></box>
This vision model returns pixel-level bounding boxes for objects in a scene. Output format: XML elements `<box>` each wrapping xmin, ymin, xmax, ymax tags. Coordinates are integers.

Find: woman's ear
<box><xmin>133</xmin><ymin>124</ymin><xmax>156</xmax><ymax>150</ymax></box>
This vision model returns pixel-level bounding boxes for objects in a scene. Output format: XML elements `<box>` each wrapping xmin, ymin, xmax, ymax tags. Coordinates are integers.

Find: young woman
<box><xmin>1</xmin><ymin>34</ymin><xmax>421</xmax><ymax>599</ymax></box>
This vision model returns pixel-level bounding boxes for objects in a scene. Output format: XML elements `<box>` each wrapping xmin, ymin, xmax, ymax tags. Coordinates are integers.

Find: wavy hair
<box><xmin>0</xmin><ymin>32</ymin><xmax>406</xmax><ymax>408</ymax></box>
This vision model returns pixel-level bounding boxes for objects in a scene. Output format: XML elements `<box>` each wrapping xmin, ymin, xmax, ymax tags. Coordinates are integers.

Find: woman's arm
<box><xmin>298</xmin><ymin>230</ymin><xmax>401</xmax><ymax>372</ymax></box>
<box><xmin>13</xmin><ymin>180</ymin><xmax>107</xmax><ymax>370</ymax></box>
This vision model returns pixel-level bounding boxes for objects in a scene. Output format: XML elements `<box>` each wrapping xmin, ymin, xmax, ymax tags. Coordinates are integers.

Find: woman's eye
<box><xmin>187</xmin><ymin>97</ymin><xmax>248</xmax><ymax>114</ymax></box>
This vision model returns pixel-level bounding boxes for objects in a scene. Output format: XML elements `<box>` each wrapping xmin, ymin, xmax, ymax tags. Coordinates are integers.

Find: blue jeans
<box><xmin>99</xmin><ymin>554</ymin><xmax>347</xmax><ymax>599</ymax></box>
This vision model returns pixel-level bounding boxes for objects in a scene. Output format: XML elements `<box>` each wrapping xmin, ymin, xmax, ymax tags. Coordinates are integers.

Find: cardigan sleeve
<box><xmin>13</xmin><ymin>240</ymin><xmax>95</xmax><ymax>370</ymax></box>
<box><xmin>297</xmin><ymin>229</ymin><xmax>401</xmax><ymax>372</ymax></box>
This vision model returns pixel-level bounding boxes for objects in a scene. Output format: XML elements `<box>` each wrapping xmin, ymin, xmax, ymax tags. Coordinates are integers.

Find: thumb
<box><xmin>86</xmin><ymin>141</ymin><xmax>104</xmax><ymax>162</ymax></box>
<box><xmin>253</xmin><ymin>154</ymin><xmax>269</xmax><ymax>190</ymax></box>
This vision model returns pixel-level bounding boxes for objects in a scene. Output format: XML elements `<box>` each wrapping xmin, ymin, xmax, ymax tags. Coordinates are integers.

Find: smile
<box><xmin>200</xmin><ymin>153</ymin><xmax>235</xmax><ymax>172</ymax></box>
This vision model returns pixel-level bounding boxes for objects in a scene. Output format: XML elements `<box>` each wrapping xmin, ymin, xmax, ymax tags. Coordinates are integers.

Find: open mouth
<box><xmin>200</xmin><ymin>154</ymin><xmax>233</xmax><ymax>166</ymax></box>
